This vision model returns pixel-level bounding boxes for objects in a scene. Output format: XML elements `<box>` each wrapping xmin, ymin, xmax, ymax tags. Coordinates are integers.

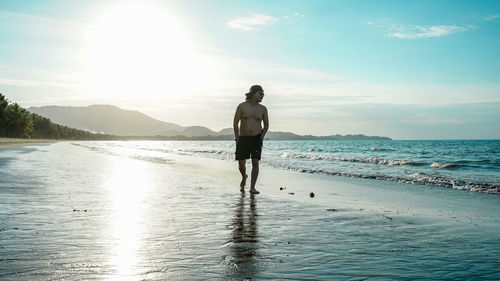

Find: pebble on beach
<box><xmin>288</xmin><ymin>192</ymin><xmax>294</xmax><ymax>195</ymax></box>
<box><xmin>309</xmin><ymin>192</ymin><xmax>315</xmax><ymax>198</ymax></box>
<box><xmin>280</xmin><ymin>187</ymin><xmax>286</xmax><ymax>190</ymax></box>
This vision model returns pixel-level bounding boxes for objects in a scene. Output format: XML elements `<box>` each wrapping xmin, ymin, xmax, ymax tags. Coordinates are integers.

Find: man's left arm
<box><xmin>261</xmin><ymin>106</ymin><xmax>269</xmax><ymax>140</ymax></box>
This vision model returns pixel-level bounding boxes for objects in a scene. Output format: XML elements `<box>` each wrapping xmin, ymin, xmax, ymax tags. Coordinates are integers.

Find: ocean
<box><xmin>73</xmin><ymin>139</ymin><xmax>500</xmax><ymax>194</ymax></box>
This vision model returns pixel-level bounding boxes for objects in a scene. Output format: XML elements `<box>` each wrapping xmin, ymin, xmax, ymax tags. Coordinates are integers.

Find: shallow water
<box><xmin>71</xmin><ymin>139</ymin><xmax>500</xmax><ymax>193</ymax></box>
<box><xmin>1</xmin><ymin>142</ymin><xmax>499</xmax><ymax>280</ymax></box>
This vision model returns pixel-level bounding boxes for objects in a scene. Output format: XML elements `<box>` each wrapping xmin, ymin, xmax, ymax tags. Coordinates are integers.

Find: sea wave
<box><xmin>430</xmin><ymin>162</ymin><xmax>464</xmax><ymax>169</ymax></box>
<box><xmin>72</xmin><ymin>143</ymin><xmax>174</xmax><ymax>165</ymax></box>
<box><xmin>370</xmin><ymin>147</ymin><xmax>396</xmax><ymax>152</ymax></box>
<box><xmin>280</xmin><ymin>152</ymin><xmax>425</xmax><ymax>166</ymax></box>
<box><xmin>179</xmin><ymin>149</ymin><xmax>232</xmax><ymax>156</ymax></box>
<box><xmin>71</xmin><ymin>141</ymin><xmax>500</xmax><ymax>194</ymax></box>
<box><xmin>267</xmin><ymin>163</ymin><xmax>500</xmax><ymax>194</ymax></box>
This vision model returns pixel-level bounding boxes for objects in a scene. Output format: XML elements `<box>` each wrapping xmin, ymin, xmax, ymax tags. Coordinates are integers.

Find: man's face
<box><xmin>255</xmin><ymin>91</ymin><xmax>264</xmax><ymax>102</ymax></box>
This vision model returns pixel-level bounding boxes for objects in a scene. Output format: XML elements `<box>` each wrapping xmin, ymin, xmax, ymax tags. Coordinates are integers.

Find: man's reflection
<box><xmin>227</xmin><ymin>194</ymin><xmax>259</xmax><ymax>278</ymax></box>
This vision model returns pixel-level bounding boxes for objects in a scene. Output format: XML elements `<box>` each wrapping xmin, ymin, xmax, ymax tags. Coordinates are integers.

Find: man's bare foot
<box><xmin>240</xmin><ymin>174</ymin><xmax>248</xmax><ymax>193</ymax></box>
<box><xmin>250</xmin><ymin>188</ymin><xmax>260</xmax><ymax>194</ymax></box>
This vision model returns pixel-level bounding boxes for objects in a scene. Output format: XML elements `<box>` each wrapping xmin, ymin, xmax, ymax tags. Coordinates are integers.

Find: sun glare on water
<box><xmin>85</xmin><ymin>3</ymin><xmax>205</xmax><ymax>99</ymax></box>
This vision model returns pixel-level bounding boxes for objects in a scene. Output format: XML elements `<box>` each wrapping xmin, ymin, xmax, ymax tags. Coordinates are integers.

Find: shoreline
<box><xmin>168</xmin><ymin>150</ymin><xmax>500</xmax><ymax>216</ymax></box>
<box><xmin>0</xmin><ymin>137</ymin><xmax>61</xmax><ymax>150</ymax></box>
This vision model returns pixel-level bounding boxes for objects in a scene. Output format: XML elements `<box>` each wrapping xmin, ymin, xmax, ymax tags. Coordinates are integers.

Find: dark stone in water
<box><xmin>326</xmin><ymin>208</ymin><xmax>338</xmax><ymax>212</ymax></box>
<box><xmin>309</xmin><ymin>192</ymin><xmax>315</xmax><ymax>198</ymax></box>
<box><xmin>280</xmin><ymin>187</ymin><xmax>285</xmax><ymax>190</ymax></box>
<box><xmin>288</xmin><ymin>192</ymin><xmax>294</xmax><ymax>195</ymax></box>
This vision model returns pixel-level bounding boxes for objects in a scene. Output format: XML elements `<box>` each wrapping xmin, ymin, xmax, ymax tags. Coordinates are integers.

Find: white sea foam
<box><xmin>370</xmin><ymin>147</ymin><xmax>396</xmax><ymax>151</ymax></box>
<box><xmin>268</xmin><ymin>162</ymin><xmax>500</xmax><ymax>194</ymax></box>
<box><xmin>430</xmin><ymin>162</ymin><xmax>463</xmax><ymax>169</ymax></box>
<box><xmin>280</xmin><ymin>153</ymin><xmax>425</xmax><ymax>166</ymax></box>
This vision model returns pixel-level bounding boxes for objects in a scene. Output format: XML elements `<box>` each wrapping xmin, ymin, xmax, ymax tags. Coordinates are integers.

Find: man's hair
<box><xmin>245</xmin><ymin>92</ymin><xmax>255</xmax><ymax>101</ymax></box>
<box><xmin>245</xmin><ymin>85</ymin><xmax>263</xmax><ymax>101</ymax></box>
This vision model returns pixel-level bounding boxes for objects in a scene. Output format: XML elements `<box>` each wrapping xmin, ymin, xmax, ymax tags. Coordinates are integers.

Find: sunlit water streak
<box><xmin>0</xmin><ymin>142</ymin><xmax>499</xmax><ymax>280</ymax></box>
<box><xmin>104</xmin><ymin>157</ymin><xmax>152</xmax><ymax>280</ymax></box>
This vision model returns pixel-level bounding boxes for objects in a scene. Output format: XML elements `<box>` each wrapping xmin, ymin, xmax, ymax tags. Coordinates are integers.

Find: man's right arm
<box><xmin>233</xmin><ymin>105</ymin><xmax>242</xmax><ymax>142</ymax></box>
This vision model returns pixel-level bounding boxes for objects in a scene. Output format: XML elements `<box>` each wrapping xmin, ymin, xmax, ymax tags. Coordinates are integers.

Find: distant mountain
<box><xmin>266</xmin><ymin>131</ymin><xmax>391</xmax><ymax>140</ymax></box>
<box><xmin>218</xmin><ymin>128</ymin><xmax>234</xmax><ymax>135</ymax></box>
<box><xmin>28</xmin><ymin>105</ymin><xmax>209</xmax><ymax>137</ymax></box>
<box><xmin>28</xmin><ymin>104</ymin><xmax>391</xmax><ymax>140</ymax></box>
<box><xmin>181</xmin><ymin>126</ymin><xmax>219</xmax><ymax>137</ymax></box>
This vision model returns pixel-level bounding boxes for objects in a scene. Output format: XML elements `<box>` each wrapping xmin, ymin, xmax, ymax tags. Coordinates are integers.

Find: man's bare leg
<box><xmin>250</xmin><ymin>158</ymin><xmax>260</xmax><ymax>194</ymax></box>
<box><xmin>238</xmin><ymin>160</ymin><xmax>248</xmax><ymax>193</ymax></box>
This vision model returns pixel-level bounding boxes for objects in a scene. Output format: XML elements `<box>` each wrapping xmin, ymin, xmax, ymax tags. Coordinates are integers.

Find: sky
<box><xmin>0</xmin><ymin>0</ymin><xmax>499</xmax><ymax>139</ymax></box>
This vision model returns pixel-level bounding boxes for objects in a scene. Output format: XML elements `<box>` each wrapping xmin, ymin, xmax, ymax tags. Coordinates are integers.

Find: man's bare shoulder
<box><xmin>258</xmin><ymin>104</ymin><xmax>267</xmax><ymax>110</ymax></box>
<box><xmin>238</xmin><ymin>101</ymin><xmax>249</xmax><ymax>108</ymax></box>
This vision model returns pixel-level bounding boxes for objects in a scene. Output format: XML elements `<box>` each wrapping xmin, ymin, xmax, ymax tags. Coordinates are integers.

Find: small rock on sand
<box><xmin>288</xmin><ymin>192</ymin><xmax>294</xmax><ymax>195</ymax></box>
<box><xmin>326</xmin><ymin>208</ymin><xmax>338</xmax><ymax>212</ymax></box>
<box><xmin>309</xmin><ymin>192</ymin><xmax>315</xmax><ymax>198</ymax></box>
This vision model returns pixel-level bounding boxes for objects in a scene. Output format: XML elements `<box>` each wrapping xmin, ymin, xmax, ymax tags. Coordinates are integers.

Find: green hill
<box><xmin>0</xmin><ymin>93</ymin><xmax>113</xmax><ymax>140</ymax></box>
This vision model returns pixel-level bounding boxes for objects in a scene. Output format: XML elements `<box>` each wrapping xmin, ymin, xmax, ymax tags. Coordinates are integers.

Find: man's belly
<box><xmin>240</xmin><ymin>122</ymin><xmax>262</xmax><ymax>136</ymax></box>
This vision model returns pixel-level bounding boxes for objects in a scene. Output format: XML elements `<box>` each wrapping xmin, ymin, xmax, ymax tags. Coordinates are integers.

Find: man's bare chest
<box><xmin>241</xmin><ymin>108</ymin><xmax>264</xmax><ymax>121</ymax></box>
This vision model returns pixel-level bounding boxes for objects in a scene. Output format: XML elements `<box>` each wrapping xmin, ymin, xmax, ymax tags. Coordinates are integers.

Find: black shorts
<box><xmin>235</xmin><ymin>135</ymin><xmax>263</xmax><ymax>161</ymax></box>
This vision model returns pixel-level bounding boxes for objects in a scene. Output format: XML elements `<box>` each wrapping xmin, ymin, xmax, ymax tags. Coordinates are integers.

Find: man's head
<box><xmin>245</xmin><ymin>85</ymin><xmax>264</xmax><ymax>102</ymax></box>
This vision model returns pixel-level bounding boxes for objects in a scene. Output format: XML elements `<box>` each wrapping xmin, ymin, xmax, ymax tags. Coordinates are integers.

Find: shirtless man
<box><xmin>233</xmin><ymin>85</ymin><xmax>269</xmax><ymax>194</ymax></box>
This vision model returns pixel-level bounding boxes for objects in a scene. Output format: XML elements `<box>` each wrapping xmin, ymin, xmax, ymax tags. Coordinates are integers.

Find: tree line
<box><xmin>0</xmin><ymin>93</ymin><xmax>113</xmax><ymax>139</ymax></box>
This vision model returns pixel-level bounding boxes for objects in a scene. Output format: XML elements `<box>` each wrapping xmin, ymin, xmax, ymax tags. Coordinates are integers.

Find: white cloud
<box><xmin>294</xmin><ymin>12</ymin><xmax>305</xmax><ymax>18</ymax></box>
<box><xmin>484</xmin><ymin>14</ymin><xmax>500</xmax><ymax>21</ymax></box>
<box><xmin>385</xmin><ymin>24</ymin><xmax>468</xmax><ymax>39</ymax></box>
<box><xmin>226</xmin><ymin>14</ymin><xmax>277</xmax><ymax>31</ymax></box>
<box><xmin>367</xmin><ymin>20</ymin><xmax>471</xmax><ymax>39</ymax></box>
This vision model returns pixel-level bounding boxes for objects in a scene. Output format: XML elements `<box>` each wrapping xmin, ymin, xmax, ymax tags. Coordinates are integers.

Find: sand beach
<box><xmin>1</xmin><ymin>141</ymin><xmax>499</xmax><ymax>280</ymax></box>
<box><xmin>0</xmin><ymin>138</ymin><xmax>60</xmax><ymax>150</ymax></box>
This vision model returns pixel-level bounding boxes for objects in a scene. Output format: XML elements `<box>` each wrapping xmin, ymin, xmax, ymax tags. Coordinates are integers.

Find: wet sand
<box><xmin>1</xmin><ymin>142</ymin><xmax>499</xmax><ymax>280</ymax></box>
<box><xmin>0</xmin><ymin>137</ymin><xmax>60</xmax><ymax>150</ymax></box>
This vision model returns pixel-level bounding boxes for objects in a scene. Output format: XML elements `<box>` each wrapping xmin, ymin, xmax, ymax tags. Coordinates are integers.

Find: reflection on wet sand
<box><xmin>226</xmin><ymin>194</ymin><xmax>259</xmax><ymax>279</ymax></box>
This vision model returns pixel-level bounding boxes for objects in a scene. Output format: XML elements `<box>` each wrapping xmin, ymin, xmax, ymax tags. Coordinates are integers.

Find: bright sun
<box><xmin>85</xmin><ymin>3</ymin><xmax>205</xmax><ymax>99</ymax></box>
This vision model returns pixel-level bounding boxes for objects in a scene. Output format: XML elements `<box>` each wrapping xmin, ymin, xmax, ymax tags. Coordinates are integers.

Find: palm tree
<box><xmin>0</xmin><ymin>93</ymin><xmax>10</xmax><ymax>136</ymax></box>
